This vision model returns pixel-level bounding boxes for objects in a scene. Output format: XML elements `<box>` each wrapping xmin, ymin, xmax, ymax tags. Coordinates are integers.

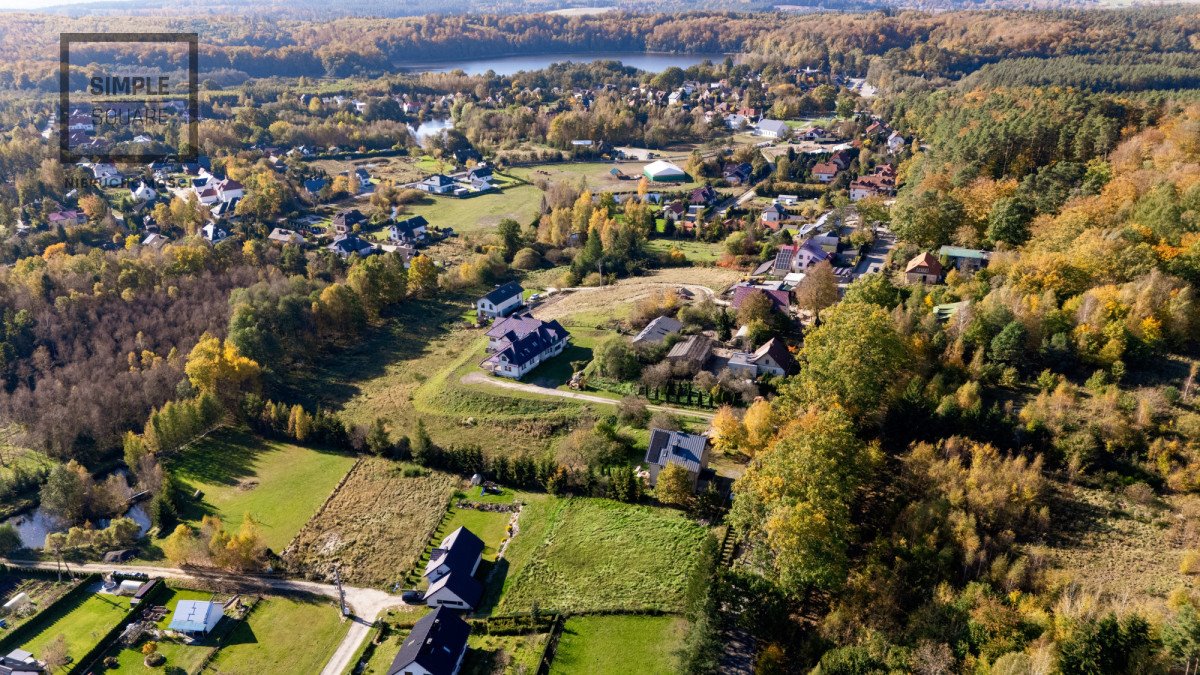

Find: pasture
<box><xmin>170</xmin><ymin>429</ymin><xmax>357</xmax><ymax>552</ymax></box>
<box><xmin>550</xmin><ymin>614</ymin><xmax>687</xmax><ymax>675</ymax></box>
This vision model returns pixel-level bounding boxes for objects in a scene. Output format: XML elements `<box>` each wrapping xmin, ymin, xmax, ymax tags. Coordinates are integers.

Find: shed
<box><xmin>167</xmin><ymin>600</ymin><xmax>222</xmax><ymax>635</ymax></box>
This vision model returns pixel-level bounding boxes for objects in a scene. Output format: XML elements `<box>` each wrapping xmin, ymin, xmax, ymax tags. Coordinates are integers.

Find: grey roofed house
<box><xmin>485</xmin><ymin>312</ymin><xmax>546</xmax><ymax>341</ymax></box>
<box><xmin>1</xmin><ymin>649</ymin><xmax>42</xmax><ymax>675</ymax></box>
<box><xmin>633</xmin><ymin>316</ymin><xmax>683</xmax><ymax>345</ymax></box>
<box><xmin>423</xmin><ymin>570</ymin><xmax>483</xmax><ymax>609</ymax></box>
<box><xmin>327</xmin><ymin>234</ymin><xmax>375</xmax><ymax>258</ymax></box>
<box><xmin>480</xmin><ymin>281</ymin><xmax>523</xmax><ymax>307</ymax></box>
<box><xmin>331</xmin><ymin>208</ymin><xmax>366</xmax><ymax>233</ymax></box>
<box><xmin>267</xmin><ymin>227</ymin><xmax>306</xmax><ymax>246</ymax></box>
<box><xmin>665</xmin><ymin>334</ymin><xmax>713</xmax><ymax>370</ymax></box>
<box><xmin>424</xmin><ymin>526</ymin><xmax>485</xmax><ymax>582</ymax></box>
<box><xmin>386</xmin><ymin>606</ymin><xmax>470</xmax><ymax>675</ymax></box>
<box><xmin>389</xmin><ymin>215</ymin><xmax>429</xmax><ymax>243</ymax></box>
<box><xmin>644</xmin><ymin>428</ymin><xmax>710</xmax><ymax>487</ymax></box>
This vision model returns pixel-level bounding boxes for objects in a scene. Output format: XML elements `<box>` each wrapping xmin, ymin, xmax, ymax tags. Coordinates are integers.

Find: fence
<box><xmin>71</xmin><ymin>579</ymin><xmax>169</xmax><ymax>675</ymax></box>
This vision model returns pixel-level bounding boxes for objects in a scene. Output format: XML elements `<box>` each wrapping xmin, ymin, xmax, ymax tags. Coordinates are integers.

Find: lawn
<box><xmin>401</xmin><ymin>184</ymin><xmax>543</xmax><ymax>234</ymax></box>
<box><xmin>106</xmin><ymin>587</ymin><xmax>221</xmax><ymax>674</ymax></box>
<box><xmin>285</xmin><ymin>459</ymin><xmax>459</xmax><ymax>588</ymax></box>
<box><xmin>170</xmin><ymin>428</ymin><xmax>358</xmax><ymax>552</ymax></box>
<box><xmin>357</xmin><ymin>626</ymin><xmax>408</xmax><ymax>675</ymax></box>
<box><xmin>550</xmin><ymin>615</ymin><xmax>686</xmax><ymax>675</ymax></box>
<box><xmin>18</xmin><ymin>587</ymin><xmax>132</xmax><ymax>666</ymax></box>
<box><xmin>464</xmin><ymin>632</ymin><xmax>550</xmax><ymax>675</ymax></box>
<box><xmin>203</xmin><ymin>596</ymin><xmax>348</xmax><ymax>675</ymax></box>
<box><xmin>435</xmin><ymin>507</ymin><xmax>512</xmax><ymax>562</ymax></box>
<box><xmin>492</xmin><ymin>498</ymin><xmax>710</xmax><ymax>614</ymax></box>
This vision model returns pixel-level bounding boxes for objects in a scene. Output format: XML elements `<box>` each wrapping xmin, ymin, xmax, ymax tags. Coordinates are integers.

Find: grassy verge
<box><xmin>170</xmin><ymin>428</ymin><xmax>357</xmax><ymax>552</ymax></box>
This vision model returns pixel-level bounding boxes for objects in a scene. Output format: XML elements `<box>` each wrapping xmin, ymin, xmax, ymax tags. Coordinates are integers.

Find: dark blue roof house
<box><xmin>386</xmin><ymin>606</ymin><xmax>470</xmax><ymax>675</ymax></box>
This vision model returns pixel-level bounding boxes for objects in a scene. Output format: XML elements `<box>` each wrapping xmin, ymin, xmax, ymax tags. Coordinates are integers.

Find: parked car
<box><xmin>401</xmin><ymin>590</ymin><xmax>423</xmax><ymax>604</ymax></box>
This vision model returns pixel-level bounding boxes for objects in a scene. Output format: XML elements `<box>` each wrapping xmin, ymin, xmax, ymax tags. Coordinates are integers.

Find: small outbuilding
<box><xmin>642</xmin><ymin>160</ymin><xmax>687</xmax><ymax>182</ymax></box>
<box><xmin>167</xmin><ymin>600</ymin><xmax>222</xmax><ymax>637</ymax></box>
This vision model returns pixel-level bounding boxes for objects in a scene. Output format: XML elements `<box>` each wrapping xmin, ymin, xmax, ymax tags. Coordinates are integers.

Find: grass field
<box><xmin>436</xmin><ymin>507</ymin><xmax>513</xmax><ymax>562</ymax></box>
<box><xmin>19</xmin><ymin>586</ymin><xmax>132</xmax><ymax>665</ymax></box>
<box><xmin>285</xmin><ymin>458</ymin><xmax>459</xmax><ymax>588</ymax></box>
<box><xmin>551</xmin><ymin>615</ymin><xmax>687</xmax><ymax>675</ymax></box>
<box><xmin>492</xmin><ymin>498</ymin><xmax>710</xmax><ymax>614</ymax></box>
<box><xmin>508</xmin><ymin>161</ymin><xmax>705</xmax><ymax>193</ymax></box>
<box><xmin>106</xmin><ymin>587</ymin><xmax>221</xmax><ymax>674</ymax></box>
<box><xmin>170</xmin><ymin>428</ymin><xmax>357</xmax><ymax>552</ymax></box>
<box><xmin>646</xmin><ymin>238</ymin><xmax>725</xmax><ymax>263</ymax></box>
<box><xmin>401</xmin><ymin>184</ymin><xmax>542</xmax><ymax>234</ymax></box>
<box><xmin>464</xmin><ymin>632</ymin><xmax>550</xmax><ymax>675</ymax></box>
<box><xmin>356</xmin><ymin>626</ymin><xmax>408</xmax><ymax>675</ymax></box>
<box><xmin>203</xmin><ymin>596</ymin><xmax>348</xmax><ymax>675</ymax></box>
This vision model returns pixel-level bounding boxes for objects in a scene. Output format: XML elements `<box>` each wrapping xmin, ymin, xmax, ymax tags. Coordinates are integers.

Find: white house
<box><xmin>475</xmin><ymin>281</ymin><xmax>524</xmax><ymax>320</ymax></box>
<box><xmin>201</xmin><ymin>223</ymin><xmax>229</xmax><ymax>243</ymax></box>
<box><xmin>726</xmin><ymin>338</ymin><xmax>796</xmax><ymax>378</ymax></box>
<box><xmin>887</xmin><ymin>131</ymin><xmax>906</xmax><ymax>154</ymax></box>
<box><xmin>481</xmin><ymin>313</ymin><xmax>570</xmax><ymax>380</ymax></box>
<box><xmin>130</xmin><ymin>181</ymin><xmax>156</xmax><ymax>203</ymax></box>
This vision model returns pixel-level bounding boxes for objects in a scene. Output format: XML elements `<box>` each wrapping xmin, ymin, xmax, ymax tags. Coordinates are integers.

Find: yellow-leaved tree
<box><xmin>185</xmin><ymin>334</ymin><xmax>261</xmax><ymax>403</ymax></box>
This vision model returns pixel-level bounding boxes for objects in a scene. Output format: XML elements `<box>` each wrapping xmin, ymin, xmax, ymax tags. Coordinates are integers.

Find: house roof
<box><xmin>485</xmin><ymin>312</ymin><xmax>545</xmax><ymax>340</ymax></box>
<box><xmin>752</xmin><ymin>337</ymin><xmax>796</xmax><ymax>374</ymax></box>
<box><xmin>812</xmin><ymin>161</ymin><xmax>839</xmax><ymax>176</ymax></box>
<box><xmin>645</xmin><ymin>428</ymin><xmax>708</xmax><ymax>474</ymax></box>
<box><xmin>424</xmin><ymin>571</ymin><xmax>483</xmax><ymax>608</ymax></box>
<box><xmin>332</xmin><ymin>209</ymin><xmax>366</xmax><ymax>228</ymax></box>
<box><xmin>167</xmin><ymin>600</ymin><xmax>221</xmax><ymax>633</ymax></box>
<box><xmin>426</xmin><ymin>526</ymin><xmax>485</xmax><ymax>579</ymax></box>
<box><xmin>938</xmin><ymin>245</ymin><xmax>991</xmax><ymax>260</ymax></box>
<box><xmin>481</xmin><ymin>281</ymin><xmax>524</xmax><ymax>306</ymax></box>
<box><xmin>632</xmin><ymin>316</ymin><xmax>683</xmax><ymax>344</ymax></box>
<box><xmin>643</xmin><ymin>160</ymin><xmax>686</xmax><ymax>178</ymax></box>
<box><xmin>666</xmin><ymin>334</ymin><xmax>712</xmax><ymax>363</ymax></box>
<box><xmin>757</xmin><ymin>119</ymin><xmax>790</xmax><ymax>135</ymax></box>
<box><xmin>387</xmin><ymin>606</ymin><xmax>470</xmax><ymax>675</ymax></box>
<box><xmin>328</xmin><ymin>234</ymin><xmax>374</xmax><ymax>256</ymax></box>
<box><xmin>762</xmin><ymin>202</ymin><xmax>786</xmax><ymax>217</ymax></box>
<box><xmin>485</xmin><ymin>321</ymin><xmax>569</xmax><ymax>369</ymax></box>
<box><xmin>906</xmin><ymin>252</ymin><xmax>942</xmax><ymax>274</ymax></box>
<box><xmin>422</xmin><ymin>174</ymin><xmax>454</xmax><ymax>187</ymax></box>
<box><xmin>731</xmin><ymin>285</ymin><xmax>791</xmax><ymax>311</ymax></box>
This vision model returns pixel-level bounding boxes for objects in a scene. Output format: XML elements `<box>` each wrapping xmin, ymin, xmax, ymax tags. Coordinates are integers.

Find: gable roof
<box><xmin>731</xmin><ymin>285</ymin><xmax>790</xmax><ymax>311</ymax></box>
<box><xmin>666</xmin><ymin>334</ymin><xmax>712</xmax><ymax>363</ymax></box>
<box><xmin>167</xmin><ymin>600</ymin><xmax>221</xmax><ymax>633</ymax></box>
<box><xmin>762</xmin><ymin>202</ymin><xmax>786</xmax><ymax>217</ymax></box>
<box><xmin>645</xmin><ymin>428</ymin><xmax>708</xmax><ymax>474</ymax></box>
<box><xmin>427</xmin><ymin>526</ymin><xmax>485</xmax><ymax>577</ymax></box>
<box><xmin>811</xmin><ymin>161</ymin><xmax>839</xmax><ymax>176</ymax></box>
<box><xmin>486</xmin><ymin>312</ymin><xmax>544</xmax><ymax>340</ymax></box>
<box><xmin>328</xmin><ymin>234</ymin><xmax>374</xmax><ymax>256</ymax></box>
<box><xmin>906</xmin><ymin>252</ymin><xmax>942</xmax><ymax>274</ymax></box>
<box><xmin>332</xmin><ymin>208</ymin><xmax>366</xmax><ymax>229</ymax></box>
<box><xmin>633</xmin><ymin>316</ymin><xmax>683</xmax><ymax>344</ymax></box>
<box><xmin>387</xmin><ymin>606</ymin><xmax>470</xmax><ymax>675</ymax></box>
<box><xmin>481</xmin><ymin>281</ymin><xmax>524</xmax><ymax>306</ymax></box>
<box><xmin>752</xmin><ymin>337</ymin><xmax>796</xmax><ymax>374</ymax></box>
<box><xmin>757</xmin><ymin>119</ymin><xmax>789</xmax><ymax>135</ymax></box>
<box><xmin>485</xmin><ymin>321</ymin><xmax>570</xmax><ymax>369</ymax></box>
<box><xmin>424</xmin><ymin>571</ymin><xmax>482</xmax><ymax>608</ymax></box>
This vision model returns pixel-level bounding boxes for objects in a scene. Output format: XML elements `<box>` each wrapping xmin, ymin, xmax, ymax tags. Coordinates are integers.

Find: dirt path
<box><xmin>461</xmin><ymin>371</ymin><xmax>715</xmax><ymax>421</ymax></box>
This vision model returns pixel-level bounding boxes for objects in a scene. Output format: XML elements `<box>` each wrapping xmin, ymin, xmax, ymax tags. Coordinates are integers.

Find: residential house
<box><xmin>328</xmin><ymin>234</ymin><xmax>376</xmax><ymax>258</ymax></box>
<box><xmin>644</xmin><ymin>428</ymin><xmax>710</xmax><ymax>488</ymax></box>
<box><xmin>887</xmin><ymin>131</ymin><xmax>906</xmax><ymax>154</ymax></box>
<box><xmin>46</xmin><ymin>210</ymin><xmax>84</xmax><ymax>227</ymax></box>
<box><xmin>423</xmin><ymin>526</ymin><xmax>484</xmax><ymax>610</ymax></box>
<box><xmin>723</xmin><ymin>162</ymin><xmax>752</xmax><ymax>185</ymax></box>
<box><xmin>475</xmin><ymin>281</ymin><xmax>525</xmax><ymax>320</ymax></box>
<box><xmin>201</xmin><ymin>223</ymin><xmax>229</xmax><ymax>243</ymax></box>
<box><xmin>663</xmin><ymin>201</ymin><xmax>687</xmax><ymax>224</ymax></box>
<box><xmin>830</xmin><ymin>149</ymin><xmax>854</xmax><ymax>170</ymax></box>
<box><xmin>0</xmin><ymin>649</ymin><xmax>42</xmax><ymax>675</ymax></box>
<box><xmin>771</xmin><ymin>240</ymin><xmax>832</xmax><ymax>275</ymax></box>
<box><xmin>167</xmin><ymin>600</ymin><xmax>223</xmax><ymax>637</ymax></box>
<box><xmin>632</xmin><ymin>316</ymin><xmax>683</xmax><ymax>345</ymax></box>
<box><xmin>481</xmin><ymin>313</ymin><xmax>570</xmax><ymax>379</ymax></box>
<box><xmin>760</xmin><ymin>202</ymin><xmax>788</xmax><ymax>227</ymax></box>
<box><xmin>332</xmin><ymin>208</ymin><xmax>367</xmax><ymax>235</ymax></box>
<box><xmin>811</xmin><ymin>161</ymin><xmax>839</xmax><ymax>183</ymax></box>
<box><xmin>141</xmin><ymin>233</ymin><xmax>170</xmax><ymax>248</ymax></box>
<box><xmin>938</xmin><ymin>245</ymin><xmax>992</xmax><ymax>273</ymax></box>
<box><xmin>417</xmin><ymin>174</ymin><xmax>456</xmax><ymax>195</ymax></box>
<box><xmin>731</xmin><ymin>285</ymin><xmax>791</xmax><ymax>314</ymax></box>
<box><xmin>905</xmin><ymin>252</ymin><xmax>943</xmax><ymax>284</ymax></box>
<box><xmin>267</xmin><ymin>228</ymin><xmax>306</xmax><ymax>246</ymax></box>
<box><xmin>130</xmin><ymin>181</ymin><xmax>157</xmax><ymax>203</ymax></box>
<box><xmin>665</xmin><ymin>334</ymin><xmax>713</xmax><ymax>372</ymax></box>
<box><xmin>385</xmin><ymin>606</ymin><xmax>470</xmax><ymax>675</ymax></box>
<box><xmin>756</xmin><ymin>119</ymin><xmax>791</xmax><ymax>140</ymax></box>
<box><xmin>90</xmin><ymin>163</ymin><xmax>123</xmax><ymax>187</ymax></box>
<box><xmin>690</xmin><ymin>185</ymin><xmax>719</xmax><ymax>206</ymax></box>
<box><xmin>727</xmin><ymin>338</ymin><xmax>796</xmax><ymax>378</ymax></box>
<box><xmin>389</xmin><ymin>215</ymin><xmax>430</xmax><ymax>244</ymax></box>
<box><xmin>849</xmin><ymin>174</ymin><xmax>895</xmax><ymax>201</ymax></box>
<box><xmin>303</xmin><ymin>176</ymin><xmax>327</xmax><ymax>198</ymax></box>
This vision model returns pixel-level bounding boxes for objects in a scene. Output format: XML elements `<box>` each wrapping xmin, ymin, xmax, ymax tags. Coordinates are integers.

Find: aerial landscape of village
<box><xmin>0</xmin><ymin>0</ymin><xmax>1198</xmax><ymax>673</ymax></box>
